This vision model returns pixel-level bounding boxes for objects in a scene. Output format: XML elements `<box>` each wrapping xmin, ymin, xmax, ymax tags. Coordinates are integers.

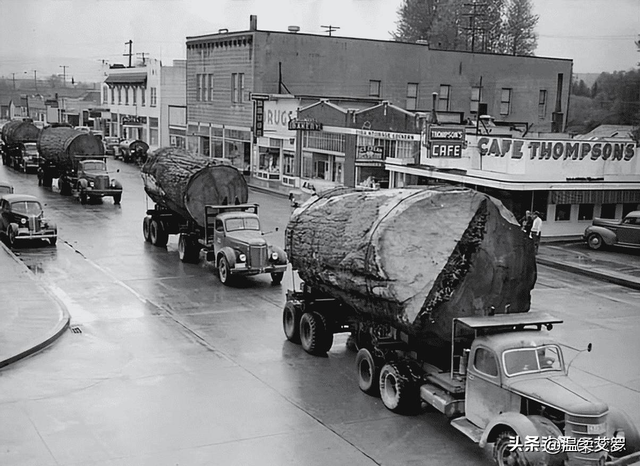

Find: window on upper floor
<box><xmin>470</xmin><ymin>86</ymin><xmax>481</xmax><ymax>113</ymax></box>
<box><xmin>438</xmin><ymin>85</ymin><xmax>451</xmax><ymax>111</ymax></box>
<box><xmin>141</xmin><ymin>87</ymin><xmax>146</xmax><ymax>106</ymax></box>
<box><xmin>369</xmin><ymin>80</ymin><xmax>381</xmax><ymax>98</ymax></box>
<box><xmin>103</xmin><ymin>87</ymin><xmax>108</xmax><ymax>104</ymax></box>
<box><xmin>110</xmin><ymin>88</ymin><xmax>115</xmax><ymax>105</ymax></box>
<box><xmin>150</xmin><ymin>87</ymin><xmax>157</xmax><ymax>107</ymax></box>
<box><xmin>132</xmin><ymin>87</ymin><xmax>137</xmax><ymax>105</ymax></box>
<box><xmin>406</xmin><ymin>83</ymin><xmax>419</xmax><ymax>111</ymax></box>
<box><xmin>124</xmin><ymin>87</ymin><xmax>129</xmax><ymax>105</ymax></box>
<box><xmin>231</xmin><ymin>73</ymin><xmax>244</xmax><ymax>103</ymax></box>
<box><xmin>538</xmin><ymin>90</ymin><xmax>547</xmax><ymax>119</ymax></box>
<box><xmin>208</xmin><ymin>74</ymin><xmax>214</xmax><ymax>102</ymax></box>
<box><xmin>117</xmin><ymin>87</ymin><xmax>122</xmax><ymax>105</ymax></box>
<box><xmin>500</xmin><ymin>88</ymin><xmax>512</xmax><ymax>116</ymax></box>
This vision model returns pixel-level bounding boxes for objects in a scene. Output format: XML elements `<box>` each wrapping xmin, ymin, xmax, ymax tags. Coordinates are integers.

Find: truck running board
<box><xmin>419</xmin><ymin>383</ymin><xmax>464</xmax><ymax>420</ymax></box>
<box><xmin>450</xmin><ymin>417</ymin><xmax>484</xmax><ymax>444</ymax></box>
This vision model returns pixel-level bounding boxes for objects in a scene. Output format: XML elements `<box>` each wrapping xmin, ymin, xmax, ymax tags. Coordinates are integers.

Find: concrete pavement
<box><xmin>0</xmin><ymin>232</ymin><xmax>638</xmax><ymax>370</ymax></box>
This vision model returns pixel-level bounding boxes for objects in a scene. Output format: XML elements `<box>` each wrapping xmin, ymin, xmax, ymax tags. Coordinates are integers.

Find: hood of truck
<box><xmin>507</xmin><ymin>375</ymin><xmax>608</xmax><ymax>417</ymax></box>
<box><xmin>227</xmin><ymin>231</ymin><xmax>267</xmax><ymax>246</ymax></box>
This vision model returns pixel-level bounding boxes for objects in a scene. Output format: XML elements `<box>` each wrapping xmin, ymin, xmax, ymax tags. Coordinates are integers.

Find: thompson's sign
<box><xmin>478</xmin><ymin>137</ymin><xmax>636</xmax><ymax>162</ymax></box>
<box><xmin>427</xmin><ymin>125</ymin><xmax>465</xmax><ymax>158</ymax></box>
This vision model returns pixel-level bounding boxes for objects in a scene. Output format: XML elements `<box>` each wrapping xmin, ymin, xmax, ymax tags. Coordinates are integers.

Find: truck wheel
<box><xmin>218</xmin><ymin>255</ymin><xmax>232</xmax><ymax>285</ymax></box>
<box><xmin>356</xmin><ymin>348</ymin><xmax>381</xmax><ymax>396</ymax></box>
<box><xmin>79</xmin><ymin>190</ymin><xmax>88</xmax><ymax>204</ymax></box>
<box><xmin>113</xmin><ymin>193</ymin><xmax>122</xmax><ymax>205</ymax></box>
<box><xmin>49</xmin><ymin>236</ymin><xmax>57</xmax><ymax>246</ymax></box>
<box><xmin>178</xmin><ymin>234</ymin><xmax>200</xmax><ymax>263</ymax></box>
<box><xmin>315</xmin><ymin>311</ymin><xmax>334</xmax><ymax>353</ymax></box>
<box><xmin>379</xmin><ymin>362</ymin><xmax>419</xmax><ymax>414</ymax></box>
<box><xmin>282</xmin><ymin>301</ymin><xmax>302</xmax><ymax>344</ymax></box>
<box><xmin>300</xmin><ymin>311</ymin><xmax>330</xmax><ymax>355</ymax></box>
<box><xmin>271</xmin><ymin>272</ymin><xmax>284</xmax><ymax>285</ymax></box>
<box><xmin>587</xmin><ymin>233</ymin><xmax>604</xmax><ymax>250</ymax></box>
<box><xmin>143</xmin><ymin>217</ymin><xmax>152</xmax><ymax>242</ymax></box>
<box><xmin>149</xmin><ymin>219</ymin><xmax>168</xmax><ymax>247</ymax></box>
<box><xmin>493</xmin><ymin>430</ymin><xmax>529</xmax><ymax>466</ymax></box>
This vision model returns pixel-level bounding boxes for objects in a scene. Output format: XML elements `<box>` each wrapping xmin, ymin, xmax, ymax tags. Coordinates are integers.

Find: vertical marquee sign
<box><xmin>251</xmin><ymin>93</ymin><xmax>270</xmax><ymax>139</ymax></box>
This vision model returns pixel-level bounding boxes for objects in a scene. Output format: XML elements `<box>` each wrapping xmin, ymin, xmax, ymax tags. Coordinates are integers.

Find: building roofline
<box><xmin>186</xmin><ymin>29</ymin><xmax>573</xmax><ymax>64</ymax></box>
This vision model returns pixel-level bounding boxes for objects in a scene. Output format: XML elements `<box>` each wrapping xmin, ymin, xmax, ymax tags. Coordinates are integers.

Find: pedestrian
<box><xmin>520</xmin><ymin>210</ymin><xmax>533</xmax><ymax>235</ymax></box>
<box><xmin>530</xmin><ymin>211</ymin><xmax>543</xmax><ymax>253</ymax></box>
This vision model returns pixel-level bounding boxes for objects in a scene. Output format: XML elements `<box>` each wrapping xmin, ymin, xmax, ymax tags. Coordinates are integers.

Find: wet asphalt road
<box><xmin>0</xmin><ymin>159</ymin><xmax>639</xmax><ymax>466</ymax></box>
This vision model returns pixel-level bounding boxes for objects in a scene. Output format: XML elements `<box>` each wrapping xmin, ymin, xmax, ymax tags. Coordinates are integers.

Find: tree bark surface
<box><xmin>286</xmin><ymin>187</ymin><xmax>537</xmax><ymax>347</ymax></box>
<box><xmin>37</xmin><ymin>127</ymin><xmax>104</xmax><ymax>170</ymax></box>
<box><xmin>141</xmin><ymin>147</ymin><xmax>248</xmax><ymax>227</ymax></box>
<box><xmin>1</xmin><ymin>120</ymin><xmax>40</xmax><ymax>145</ymax></box>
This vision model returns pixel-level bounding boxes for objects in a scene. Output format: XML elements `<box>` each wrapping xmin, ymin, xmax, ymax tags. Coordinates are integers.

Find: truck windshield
<box><xmin>24</xmin><ymin>143</ymin><xmax>38</xmax><ymax>155</ymax></box>
<box><xmin>83</xmin><ymin>161</ymin><xmax>106</xmax><ymax>171</ymax></box>
<box><xmin>225</xmin><ymin>217</ymin><xmax>260</xmax><ymax>232</ymax></box>
<box><xmin>502</xmin><ymin>345</ymin><xmax>564</xmax><ymax>377</ymax></box>
<box><xmin>11</xmin><ymin>201</ymin><xmax>43</xmax><ymax>216</ymax></box>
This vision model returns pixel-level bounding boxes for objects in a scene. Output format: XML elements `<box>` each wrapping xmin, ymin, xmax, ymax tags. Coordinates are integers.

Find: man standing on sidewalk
<box><xmin>530</xmin><ymin>211</ymin><xmax>543</xmax><ymax>253</ymax></box>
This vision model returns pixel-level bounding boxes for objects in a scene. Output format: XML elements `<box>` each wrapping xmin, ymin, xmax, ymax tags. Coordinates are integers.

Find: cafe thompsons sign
<box><xmin>478</xmin><ymin>137</ymin><xmax>636</xmax><ymax>162</ymax></box>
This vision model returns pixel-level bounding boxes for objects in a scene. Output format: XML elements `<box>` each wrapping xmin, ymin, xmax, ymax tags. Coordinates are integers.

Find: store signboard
<box><xmin>264</xmin><ymin>99</ymin><xmax>299</xmax><ymax>135</ymax></box>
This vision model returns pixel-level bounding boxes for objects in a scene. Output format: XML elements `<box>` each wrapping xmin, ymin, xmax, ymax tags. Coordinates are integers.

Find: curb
<box><xmin>0</xmin><ymin>242</ymin><xmax>71</xmax><ymax>369</ymax></box>
<box><xmin>537</xmin><ymin>256</ymin><xmax>640</xmax><ymax>291</ymax></box>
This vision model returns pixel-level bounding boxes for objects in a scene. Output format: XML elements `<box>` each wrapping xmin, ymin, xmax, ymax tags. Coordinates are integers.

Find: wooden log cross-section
<box><xmin>285</xmin><ymin>187</ymin><xmax>537</xmax><ymax>348</ymax></box>
<box><xmin>141</xmin><ymin>147</ymin><xmax>249</xmax><ymax>227</ymax></box>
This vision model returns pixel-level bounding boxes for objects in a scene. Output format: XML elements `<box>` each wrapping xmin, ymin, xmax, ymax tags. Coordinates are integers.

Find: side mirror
<box><xmin>117</xmin><ymin>169</ymin><xmax>120</xmax><ymax>173</ymax></box>
<box><xmin>587</xmin><ymin>343</ymin><xmax>593</xmax><ymax>352</ymax></box>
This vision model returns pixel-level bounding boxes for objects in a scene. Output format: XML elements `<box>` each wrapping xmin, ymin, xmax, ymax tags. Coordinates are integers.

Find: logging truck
<box><xmin>141</xmin><ymin>147</ymin><xmax>288</xmax><ymax>284</ymax></box>
<box><xmin>1</xmin><ymin>119</ymin><xmax>41</xmax><ymax>172</ymax></box>
<box><xmin>281</xmin><ymin>187</ymin><xmax>640</xmax><ymax>466</ymax></box>
<box><xmin>57</xmin><ymin>156</ymin><xmax>123</xmax><ymax>204</ymax></box>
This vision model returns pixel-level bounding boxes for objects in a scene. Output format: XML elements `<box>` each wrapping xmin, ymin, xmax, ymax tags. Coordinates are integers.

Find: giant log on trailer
<box><xmin>1</xmin><ymin>119</ymin><xmax>40</xmax><ymax>145</ymax></box>
<box><xmin>285</xmin><ymin>186</ymin><xmax>537</xmax><ymax>350</ymax></box>
<box><xmin>37</xmin><ymin>126</ymin><xmax>105</xmax><ymax>172</ymax></box>
<box><xmin>141</xmin><ymin>147</ymin><xmax>249</xmax><ymax>228</ymax></box>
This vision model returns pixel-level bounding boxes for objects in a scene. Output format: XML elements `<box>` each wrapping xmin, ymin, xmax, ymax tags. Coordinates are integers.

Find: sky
<box><xmin>0</xmin><ymin>0</ymin><xmax>638</xmax><ymax>84</ymax></box>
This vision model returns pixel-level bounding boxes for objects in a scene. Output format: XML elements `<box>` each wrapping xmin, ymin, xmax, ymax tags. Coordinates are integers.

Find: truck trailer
<box><xmin>282</xmin><ymin>187</ymin><xmax>640</xmax><ymax>466</ymax></box>
<box><xmin>1</xmin><ymin>119</ymin><xmax>41</xmax><ymax>172</ymax></box>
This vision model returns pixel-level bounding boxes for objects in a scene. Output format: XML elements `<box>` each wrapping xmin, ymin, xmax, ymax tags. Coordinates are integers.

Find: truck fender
<box><xmin>218</xmin><ymin>247</ymin><xmax>237</xmax><ymax>268</ymax></box>
<box><xmin>479</xmin><ymin>412</ymin><xmax>546</xmax><ymax>465</ymax></box>
<box><xmin>111</xmin><ymin>179</ymin><xmax>123</xmax><ymax>190</ymax></box>
<box><xmin>607</xmin><ymin>406</ymin><xmax>640</xmax><ymax>456</ymax></box>
<box><xmin>586</xmin><ymin>226</ymin><xmax>617</xmax><ymax>245</ymax></box>
<box><xmin>269</xmin><ymin>245</ymin><xmax>288</xmax><ymax>264</ymax></box>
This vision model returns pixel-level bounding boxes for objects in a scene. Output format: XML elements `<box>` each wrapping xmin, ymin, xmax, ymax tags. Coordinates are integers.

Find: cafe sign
<box><xmin>427</xmin><ymin>125</ymin><xmax>466</xmax><ymax>158</ymax></box>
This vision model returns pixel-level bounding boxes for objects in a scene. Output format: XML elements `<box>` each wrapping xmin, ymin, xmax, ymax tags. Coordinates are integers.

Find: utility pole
<box><xmin>136</xmin><ymin>52</ymin><xmax>148</xmax><ymax>65</ymax></box>
<box><xmin>321</xmin><ymin>25</ymin><xmax>340</xmax><ymax>37</ymax></box>
<box><xmin>11</xmin><ymin>73</ymin><xmax>15</xmax><ymax>89</ymax></box>
<box><xmin>462</xmin><ymin>0</ymin><xmax>487</xmax><ymax>52</ymax></box>
<box><xmin>60</xmin><ymin>65</ymin><xmax>68</xmax><ymax>87</ymax></box>
<box><xmin>124</xmin><ymin>40</ymin><xmax>133</xmax><ymax>67</ymax></box>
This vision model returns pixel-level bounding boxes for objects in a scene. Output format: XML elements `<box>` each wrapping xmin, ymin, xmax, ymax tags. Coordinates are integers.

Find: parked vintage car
<box><xmin>0</xmin><ymin>181</ymin><xmax>13</xmax><ymax>195</ymax></box>
<box><xmin>584</xmin><ymin>211</ymin><xmax>640</xmax><ymax>250</ymax></box>
<box><xmin>103</xmin><ymin>136</ymin><xmax>121</xmax><ymax>156</ymax></box>
<box><xmin>0</xmin><ymin>194</ymin><xmax>57</xmax><ymax>247</ymax></box>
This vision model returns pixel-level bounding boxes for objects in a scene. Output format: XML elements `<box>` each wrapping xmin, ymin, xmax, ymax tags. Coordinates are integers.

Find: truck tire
<box><xmin>143</xmin><ymin>216</ymin><xmax>152</xmax><ymax>243</ymax></box>
<box><xmin>587</xmin><ymin>233</ymin><xmax>604</xmax><ymax>250</ymax></box>
<box><xmin>49</xmin><ymin>236</ymin><xmax>57</xmax><ymax>246</ymax></box>
<box><xmin>300</xmin><ymin>311</ymin><xmax>331</xmax><ymax>355</ymax></box>
<box><xmin>178</xmin><ymin>233</ymin><xmax>200</xmax><ymax>263</ymax></box>
<box><xmin>149</xmin><ymin>219</ymin><xmax>168</xmax><ymax>247</ymax></box>
<box><xmin>315</xmin><ymin>311</ymin><xmax>334</xmax><ymax>353</ymax></box>
<box><xmin>379</xmin><ymin>362</ymin><xmax>419</xmax><ymax>414</ymax></box>
<box><xmin>283</xmin><ymin>301</ymin><xmax>302</xmax><ymax>344</ymax></box>
<box><xmin>493</xmin><ymin>430</ymin><xmax>529</xmax><ymax>466</ymax></box>
<box><xmin>356</xmin><ymin>348</ymin><xmax>381</xmax><ymax>396</ymax></box>
<box><xmin>113</xmin><ymin>193</ymin><xmax>122</xmax><ymax>205</ymax></box>
<box><xmin>271</xmin><ymin>272</ymin><xmax>284</xmax><ymax>285</ymax></box>
<box><xmin>218</xmin><ymin>255</ymin><xmax>232</xmax><ymax>285</ymax></box>
<box><xmin>79</xmin><ymin>190</ymin><xmax>88</xmax><ymax>204</ymax></box>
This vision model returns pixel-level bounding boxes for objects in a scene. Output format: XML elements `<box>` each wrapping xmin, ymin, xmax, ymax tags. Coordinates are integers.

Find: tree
<box><xmin>501</xmin><ymin>0</ymin><xmax>538</xmax><ymax>55</ymax></box>
<box><xmin>429</xmin><ymin>0</ymin><xmax>466</xmax><ymax>50</ymax></box>
<box><xmin>391</xmin><ymin>0</ymin><xmax>438</xmax><ymax>43</ymax></box>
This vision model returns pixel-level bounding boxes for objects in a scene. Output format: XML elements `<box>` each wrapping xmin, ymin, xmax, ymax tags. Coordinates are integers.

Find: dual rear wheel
<box><xmin>282</xmin><ymin>305</ymin><xmax>333</xmax><ymax>355</ymax></box>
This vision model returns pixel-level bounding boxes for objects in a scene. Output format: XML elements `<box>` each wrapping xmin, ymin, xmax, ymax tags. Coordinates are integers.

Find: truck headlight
<box><xmin>238</xmin><ymin>253</ymin><xmax>246</xmax><ymax>262</ymax></box>
<box><xmin>110</xmin><ymin>179</ymin><xmax>116</xmax><ymax>188</ymax></box>
<box><xmin>89</xmin><ymin>181</ymin><xmax>95</xmax><ymax>188</ymax></box>
<box><xmin>271</xmin><ymin>252</ymin><xmax>278</xmax><ymax>260</ymax></box>
<box><xmin>614</xmin><ymin>429</ymin><xmax>625</xmax><ymax>442</ymax></box>
<box><xmin>20</xmin><ymin>218</ymin><xmax>27</xmax><ymax>225</ymax></box>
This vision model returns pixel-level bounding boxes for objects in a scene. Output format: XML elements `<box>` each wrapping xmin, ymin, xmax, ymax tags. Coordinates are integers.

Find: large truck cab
<box><xmin>71</xmin><ymin>156</ymin><xmax>123</xmax><ymax>204</ymax></box>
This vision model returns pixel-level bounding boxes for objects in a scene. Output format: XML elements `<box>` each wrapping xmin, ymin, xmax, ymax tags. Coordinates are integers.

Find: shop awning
<box><xmin>105</xmin><ymin>73</ymin><xmax>147</xmax><ymax>86</ymax></box>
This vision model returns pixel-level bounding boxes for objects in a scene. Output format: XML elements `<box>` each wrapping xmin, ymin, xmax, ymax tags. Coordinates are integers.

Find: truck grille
<box><xmin>249</xmin><ymin>245</ymin><xmax>267</xmax><ymax>268</ymax></box>
<box><xmin>95</xmin><ymin>175</ymin><xmax>109</xmax><ymax>190</ymax></box>
<box><xmin>564</xmin><ymin>414</ymin><xmax>608</xmax><ymax>465</ymax></box>
<box><xmin>28</xmin><ymin>217</ymin><xmax>41</xmax><ymax>232</ymax></box>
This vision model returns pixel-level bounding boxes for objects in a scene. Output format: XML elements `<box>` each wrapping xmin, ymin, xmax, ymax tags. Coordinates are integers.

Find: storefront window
<box><xmin>302</xmin><ymin>152</ymin><xmax>313</xmax><ymax>178</ymax></box>
<box><xmin>150</xmin><ymin>128</ymin><xmax>158</xmax><ymax>146</ymax></box>
<box><xmin>578</xmin><ymin>204</ymin><xmax>594</xmax><ymax>221</ymax></box>
<box><xmin>201</xmin><ymin>136</ymin><xmax>210</xmax><ymax>157</ymax></box>
<box><xmin>600</xmin><ymin>203</ymin><xmax>616</xmax><ymax>219</ymax></box>
<box><xmin>555</xmin><ymin>204</ymin><xmax>571</xmax><ymax>221</ymax></box>
<box><xmin>283</xmin><ymin>151</ymin><xmax>295</xmax><ymax>176</ymax></box>
<box><xmin>623</xmin><ymin>203</ymin><xmax>639</xmax><ymax>217</ymax></box>
<box><xmin>259</xmin><ymin>147</ymin><xmax>280</xmax><ymax>180</ymax></box>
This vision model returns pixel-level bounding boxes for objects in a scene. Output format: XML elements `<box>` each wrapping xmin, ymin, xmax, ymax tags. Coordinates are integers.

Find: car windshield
<box><xmin>225</xmin><ymin>217</ymin><xmax>260</xmax><ymax>232</ymax></box>
<box><xmin>502</xmin><ymin>345</ymin><xmax>564</xmax><ymax>377</ymax></box>
<box><xmin>83</xmin><ymin>161</ymin><xmax>106</xmax><ymax>171</ymax></box>
<box><xmin>11</xmin><ymin>201</ymin><xmax>43</xmax><ymax>216</ymax></box>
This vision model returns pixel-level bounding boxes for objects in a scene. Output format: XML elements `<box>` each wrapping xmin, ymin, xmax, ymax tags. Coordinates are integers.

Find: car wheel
<box><xmin>282</xmin><ymin>301</ymin><xmax>302</xmax><ymax>344</ymax></box>
<box><xmin>142</xmin><ymin>216</ymin><xmax>152</xmax><ymax>242</ymax></box>
<box><xmin>79</xmin><ymin>190</ymin><xmax>88</xmax><ymax>204</ymax></box>
<box><xmin>218</xmin><ymin>255</ymin><xmax>231</xmax><ymax>285</ymax></box>
<box><xmin>587</xmin><ymin>233</ymin><xmax>604</xmax><ymax>250</ymax></box>
<box><xmin>7</xmin><ymin>227</ymin><xmax>16</xmax><ymax>248</ymax></box>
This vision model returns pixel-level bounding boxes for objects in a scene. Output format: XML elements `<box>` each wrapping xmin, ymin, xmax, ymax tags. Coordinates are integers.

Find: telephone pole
<box><xmin>124</xmin><ymin>40</ymin><xmax>133</xmax><ymax>67</ymax></box>
<box><xmin>60</xmin><ymin>65</ymin><xmax>68</xmax><ymax>87</ymax></box>
<box><xmin>321</xmin><ymin>25</ymin><xmax>340</xmax><ymax>37</ymax></box>
<box><xmin>136</xmin><ymin>52</ymin><xmax>149</xmax><ymax>65</ymax></box>
<box><xmin>462</xmin><ymin>1</ymin><xmax>487</xmax><ymax>52</ymax></box>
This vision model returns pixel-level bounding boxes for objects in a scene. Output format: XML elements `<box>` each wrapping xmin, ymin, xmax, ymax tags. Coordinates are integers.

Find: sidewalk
<box><xmin>0</xmin><ymin>242</ymin><xmax>70</xmax><ymax>369</ymax></box>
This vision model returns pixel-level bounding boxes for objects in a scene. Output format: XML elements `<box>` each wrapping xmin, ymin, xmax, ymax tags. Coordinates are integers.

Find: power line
<box><xmin>321</xmin><ymin>25</ymin><xmax>340</xmax><ymax>37</ymax></box>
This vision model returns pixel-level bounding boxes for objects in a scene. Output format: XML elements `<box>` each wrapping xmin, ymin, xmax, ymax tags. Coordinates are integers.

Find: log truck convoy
<box><xmin>282</xmin><ymin>187</ymin><xmax>640</xmax><ymax>466</ymax></box>
<box><xmin>1</xmin><ymin>119</ymin><xmax>41</xmax><ymax>172</ymax></box>
<box><xmin>141</xmin><ymin>147</ymin><xmax>288</xmax><ymax>284</ymax></box>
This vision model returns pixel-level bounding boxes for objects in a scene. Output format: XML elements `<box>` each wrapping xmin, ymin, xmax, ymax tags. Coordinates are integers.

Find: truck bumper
<box><xmin>16</xmin><ymin>229</ymin><xmax>57</xmax><ymax>241</ymax></box>
<box><xmin>230</xmin><ymin>263</ymin><xmax>288</xmax><ymax>276</ymax></box>
<box><xmin>85</xmin><ymin>188</ymin><xmax>122</xmax><ymax>198</ymax></box>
